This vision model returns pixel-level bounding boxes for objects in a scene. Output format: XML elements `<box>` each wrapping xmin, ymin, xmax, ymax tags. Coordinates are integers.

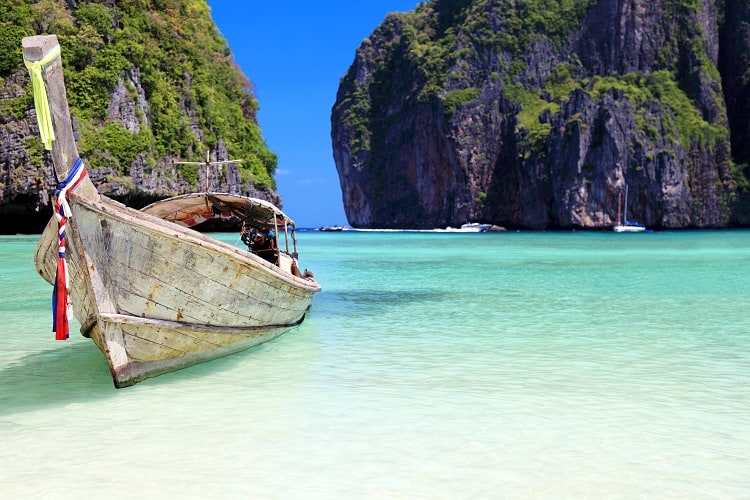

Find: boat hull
<box><xmin>35</xmin><ymin>195</ymin><xmax>319</xmax><ymax>387</ymax></box>
<box><xmin>93</xmin><ymin>313</ymin><xmax>304</xmax><ymax>388</ymax></box>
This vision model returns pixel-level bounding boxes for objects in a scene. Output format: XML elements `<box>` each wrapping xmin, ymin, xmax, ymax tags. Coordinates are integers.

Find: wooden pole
<box><xmin>22</xmin><ymin>35</ymin><xmax>98</xmax><ymax>201</ymax></box>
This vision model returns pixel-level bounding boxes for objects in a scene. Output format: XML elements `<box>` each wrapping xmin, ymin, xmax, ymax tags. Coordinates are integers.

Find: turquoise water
<box><xmin>1</xmin><ymin>230</ymin><xmax>749</xmax><ymax>498</ymax></box>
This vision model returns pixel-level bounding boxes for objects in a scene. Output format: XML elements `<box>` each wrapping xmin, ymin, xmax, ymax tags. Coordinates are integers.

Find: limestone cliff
<box><xmin>332</xmin><ymin>0</ymin><xmax>750</xmax><ymax>229</ymax></box>
<box><xmin>0</xmin><ymin>1</ymin><xmax>278</xmax><ymax>234</ymax></box>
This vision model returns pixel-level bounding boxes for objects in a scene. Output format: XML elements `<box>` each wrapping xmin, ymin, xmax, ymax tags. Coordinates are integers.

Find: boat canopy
<box><xmin>141</xmin><ymin>193</ymin><xmax>295</xmax><ymax>230</ymax></box>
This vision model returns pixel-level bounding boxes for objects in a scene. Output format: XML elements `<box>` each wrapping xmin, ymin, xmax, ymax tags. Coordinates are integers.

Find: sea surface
<box><xmin>1</xmin><ymin>229</ymin><xmax>749</xmax><ymax>498</ymax></box>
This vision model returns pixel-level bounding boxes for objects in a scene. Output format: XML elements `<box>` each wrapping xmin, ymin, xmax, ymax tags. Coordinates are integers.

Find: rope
<box><xmin>23</xmin><ymin>43</ymin><xmax>61</xmax><ymax>150</ymax></box>
<box><xmin>52</xmin><ymin>157</ymin><xmax>88</xmax><ymax>340</ymax></box>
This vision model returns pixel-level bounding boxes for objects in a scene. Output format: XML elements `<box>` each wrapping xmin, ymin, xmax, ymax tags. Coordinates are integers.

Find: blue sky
<box><xmin>208</xmin><ymin>1</ymin><xmax>419</xmax><ymax>228</ymax></box>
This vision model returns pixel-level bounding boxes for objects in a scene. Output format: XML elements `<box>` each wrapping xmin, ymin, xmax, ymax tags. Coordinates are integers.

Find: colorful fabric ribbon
<box><xmin>52</xmin><ymin>157</ymin><xmax>88</xmax><ymax>340</ymax></box>
<box><xmin>23</xmin><ymin>43</ymin><xmax>60</xmax><ymax>151</ymax></box>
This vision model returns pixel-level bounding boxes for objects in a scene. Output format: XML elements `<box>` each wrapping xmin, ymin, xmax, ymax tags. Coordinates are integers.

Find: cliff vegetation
<box><xmin>0</xmin><ymin>0</ymin><xmax>276</xmax><ymax>233</ymax></box>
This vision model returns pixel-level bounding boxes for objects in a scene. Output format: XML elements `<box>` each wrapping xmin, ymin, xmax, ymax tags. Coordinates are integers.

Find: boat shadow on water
<box><xmin>0</xmin><ymin>336</ymin><xmax>297</xmax><ymax>416</ymax></box>
<box><xmin>319</xmin><ymin>289</ymin><xmax>447</xmax><ymax>318</ymax></box>
<box><xmin>0</xmin><ymin>342</ymin><xmax>115</xmax><ymax>414</ymax></box>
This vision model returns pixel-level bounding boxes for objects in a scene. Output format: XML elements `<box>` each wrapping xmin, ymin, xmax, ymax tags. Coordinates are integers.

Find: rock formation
<box><xmin>0</xmin><ymin>1</ymin><xmax>278</xmax><ymax>234</ymax></box>
<box><xmin>332</xmin><ymin>0</ymin><xmax>750</xmax><ymax>229</ymax></box>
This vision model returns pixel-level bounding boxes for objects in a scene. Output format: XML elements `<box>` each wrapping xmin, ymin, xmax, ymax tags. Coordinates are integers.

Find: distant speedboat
<box><xmin>441</xmin><ymin>223</ymin><xmax>492</xmax><ymax>232</ymax></box>
<box><xmin>613</xmin><ymin>185</ymin><xmax>646</xmax><ymax>233</ymax></box>
<box><xmin>461</xmin><ymin>223</ymin><xmax>492</xmax><ymax>232</ymax></box>
<box><xmin>318</xmin><ymin>225</ymin><xmax>347</xmax><ymax>232</ymax></box>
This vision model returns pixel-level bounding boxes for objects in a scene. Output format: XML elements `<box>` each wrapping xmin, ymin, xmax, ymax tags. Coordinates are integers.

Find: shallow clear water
<box><xmin>1</xmin><ymin>230</ymin><xmax>749</xmax><ymax>498</ymax></box>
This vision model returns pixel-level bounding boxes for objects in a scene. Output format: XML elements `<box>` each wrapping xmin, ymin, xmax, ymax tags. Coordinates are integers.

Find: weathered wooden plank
<box><xmin>73</xmin><ymin>203</ymin><xmax>312</xmax><ymax>323</ymax></box>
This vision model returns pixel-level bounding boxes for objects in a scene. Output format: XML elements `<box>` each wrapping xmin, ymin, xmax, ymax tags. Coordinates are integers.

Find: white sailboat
<box><xmin>613</xmin><ymin>184</ymin><xmax>646</xmax><ymax>233</ymax></box>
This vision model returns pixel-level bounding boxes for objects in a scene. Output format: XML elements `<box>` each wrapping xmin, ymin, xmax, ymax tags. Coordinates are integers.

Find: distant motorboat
<box><xmin>440</xmin><ymin>223</ymin><xmax>492</xmax><ymax>233</ymax></box>
<box><xmin>461</xmin><ymin>222</ymin><xmax>492</xmax><ymax>232</ymax></box>
<box><xmin>613</xmin><ymin>185</ymin><xmax>646</xmax><ymax>233</ymax></box>
<box><xmin>318</xmin><ymin>225</ymin><xmax>347</xmax><ymax>232</ymax></box>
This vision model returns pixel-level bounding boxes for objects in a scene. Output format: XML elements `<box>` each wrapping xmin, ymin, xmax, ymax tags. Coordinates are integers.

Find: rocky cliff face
<box><xmin>0</xmin><ymin>1</ymin><xmax>279</xmax><ymax>234</ymax></box>
<box><xmin>332</xmin><ymin>0</ymin><xmax>750</xmax><ymax>229</ymax></box>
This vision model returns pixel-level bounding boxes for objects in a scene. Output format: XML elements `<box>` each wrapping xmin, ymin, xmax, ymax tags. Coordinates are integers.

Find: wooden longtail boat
<box><xmin>23</xmin><ymin>35</ymin><xmax>320</xmax><ymax>388</ymax></box>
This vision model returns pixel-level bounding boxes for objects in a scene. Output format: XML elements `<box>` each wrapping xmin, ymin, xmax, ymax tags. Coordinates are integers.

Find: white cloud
<box><xmin>297</xmin><ymin>178</ymin><xmax>327</xmax><ymax>186</ymax></box>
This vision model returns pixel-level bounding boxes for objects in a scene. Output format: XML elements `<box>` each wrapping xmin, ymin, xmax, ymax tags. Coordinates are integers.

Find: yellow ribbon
<box><xmin>23</xmin><ymin>44</ymin><xmax>61</xmax><ymax>150</ymax></box>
